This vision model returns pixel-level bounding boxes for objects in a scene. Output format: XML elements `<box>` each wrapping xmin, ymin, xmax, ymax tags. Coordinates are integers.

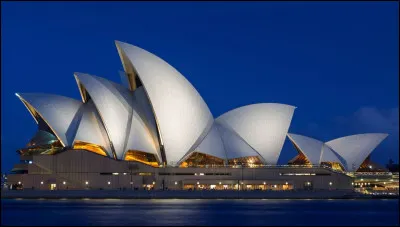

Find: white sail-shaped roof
<box><xmin>320</xmin><ymin>144</ymin><xmax>343</xmax><ymax>166</ymax></box>
<box><xmin>179</xmin><ymin>123</ymin><xmax>227</xmax><ymax>164</ymax></box>
<box><xmin>216</xmin><ymin>103</ymin><xmax>295</xmax><ymax>165</ymax></box>
<box><xmin>115</xmin><ymin>41</ymin><xmax>214</xmax><ymax>166</ymax></box>
<box><xmin>325</xmin><ymin>133</ymin><xmax>388</xmax><ymax>172</ymax></box>
<box><xmin>16</xmin><ymin>93</ymin><xmax>82</xmax><ymax>147</ymax></box>
<box><xmin>74</xmin><ymin>73</ymin><xmax>134</xmax><ymax>160</ymax></box>
<box><xmin>132</xmin><ymin>86</ymin><xmax>161</xmax><ymax>160</ymax></box>
<box><xmin>287</xmin><ymin>133</ymin><xmax>323</xmax><ymax>165</ymax></box>
<box><xmin>217</xmin><ymin>124</ymin><xmax>261</xmax><ymax>160</ymax></box>
<box><xmin>124</xmin><ymin>98</ymin><xmax>159</xmax><ymax>161</ymax></box>
<box><xmin>73</xmin><ymin>100</ymin><xmax>113</xmax><ymax>157</ymax></box>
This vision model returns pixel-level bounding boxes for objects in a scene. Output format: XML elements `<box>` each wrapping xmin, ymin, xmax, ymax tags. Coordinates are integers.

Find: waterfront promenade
<box><xmin>1</xmin><ymin>189</ymin><xmax>367</xmax><ymax>199</ymax></box>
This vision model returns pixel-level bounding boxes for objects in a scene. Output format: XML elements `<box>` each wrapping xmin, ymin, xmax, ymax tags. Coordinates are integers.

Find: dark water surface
<box><xmin>1</xmin><ymin>199</ymin><xmax>399</xmax><ymax>226</ymax></box>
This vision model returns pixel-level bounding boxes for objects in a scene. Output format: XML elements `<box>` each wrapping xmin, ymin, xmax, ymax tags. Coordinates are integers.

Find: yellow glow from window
<box><xmin>73</xmin><ymin>141</ymin><xmax>107</xmax><ymax>157</ymax></box>
<box><xmin>180</xmin><ymin>152</ymin><xmax>224</xmax><ymax>167</ymax></box>
<box><xmin>124</xmin><ymin>150</ymin><xmax>159</xmax><ymax>167</ymax></box>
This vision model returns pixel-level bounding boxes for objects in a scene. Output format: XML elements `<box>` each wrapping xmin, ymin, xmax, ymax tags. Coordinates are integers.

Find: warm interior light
<box><xmin>124</xmin><ymin>150</ymin><xmax>159</xmax><ymax>167</ymax></box>
<box><xmin>180</xmin><ymin>152</ymin><xmax>224</xmax><ymax>167</ymax></box>
<box><xmin>73</xmin><ymin>141</ymin><xmax>108</xmax><ymax>157</ymax></box>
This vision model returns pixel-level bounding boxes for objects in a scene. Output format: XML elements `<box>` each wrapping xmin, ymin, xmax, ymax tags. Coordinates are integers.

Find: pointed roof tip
<box><xmin>74</xmin><ymin>72</ymin><xmax>92</xmax><ymax>78</ymax></box>
<box><xmin>115</xmin><ymin>40</ymin><xmax>130</xmax><ymax>48</ymax></box>
<box><xmin>114</xmin><ymin>40</ymin><xmax>141</xmax><ymax>50</ymax></box>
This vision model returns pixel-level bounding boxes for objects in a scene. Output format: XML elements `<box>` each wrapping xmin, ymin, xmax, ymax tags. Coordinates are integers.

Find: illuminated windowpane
<box><xmin>180</xmin><ymin>152</ymin><xmax>224</xmax><ymax>167</ymax></box>
<box><xmin>124</xmin><ymin>150</ymin><xmax>159</xmax><ymax>167</ymax></box>
<box><xmin>228</xmin><ymin>156</ymin><xmax>262</xmax><ymax>167</ymax></box>
<box><xmin>73</xmin><ymin>141</ymin><xmax>108</xmax><ymax>157</ymax></box>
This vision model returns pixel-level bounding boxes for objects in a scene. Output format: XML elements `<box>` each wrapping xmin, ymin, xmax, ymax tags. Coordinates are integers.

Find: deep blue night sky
<box><xmin>1</xmin><ymin>2</ymin><xmax>398</xmax><ymax>173</ymax></box>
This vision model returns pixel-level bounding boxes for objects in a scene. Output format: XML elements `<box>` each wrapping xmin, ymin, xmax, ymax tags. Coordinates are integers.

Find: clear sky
<box><xmin>1</xmin><ymin>1</ymin><xmax>398</xmax><ymax>173</ymax></box>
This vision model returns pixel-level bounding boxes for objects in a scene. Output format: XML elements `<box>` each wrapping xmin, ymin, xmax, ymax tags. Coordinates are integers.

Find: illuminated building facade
<box><xmin>6</xmin><ymin>41</ymin><xmax>391</xmax><ymax>191</ymax></box>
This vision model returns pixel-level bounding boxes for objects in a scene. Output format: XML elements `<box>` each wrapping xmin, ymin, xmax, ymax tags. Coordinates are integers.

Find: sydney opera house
<box><xmin>6</xmin><ymin>41</ymin><xmax>391</xmax><ymax>191</ymax></box>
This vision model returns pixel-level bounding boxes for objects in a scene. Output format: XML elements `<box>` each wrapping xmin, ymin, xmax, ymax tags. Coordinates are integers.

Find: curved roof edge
<box><xmin>325</xmin><ymin>133</ymin><xmax>389</xmax><ymax>171</ymax></box>
<box><xmin>15</xmin><ymin>93</ymin><xmax>83</xmax><ymax>147</ymax></box>
<box><xmin>73</xmin><ymin>72</ymin><xmax>136</xmax><ymax>160</ymax></box>
<box><xmin>287</xmin><ymin>133</ymin><xmax>323</xmax><ymax>165</ymax></box>
<box><xmin>114</xmin><ymin>40</ymin><xmax>214</xmax><ymax>166</ymax></box>
<box><xmin>216</xmin><ymin>103</ymin><xmax>296</xmax><ymax>165</ymax></box>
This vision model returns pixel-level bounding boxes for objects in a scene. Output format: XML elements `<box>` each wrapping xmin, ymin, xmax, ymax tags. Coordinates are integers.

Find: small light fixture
<box><xmin>41</xmin><ymin>181</ymin><xmax>44</xmax><ymax>185</ymax></box>
<box><xmin>197</xmin><ymin>181</ymin><xmax>200</xmax><ymax>185</ymax></box>
<box><xmin>369</xmin><ymin>165</ymin><xmax>372</xmax><ymax>169</ymax></box>
<box><xmin>240</xmin><ymin>182</ymin><xmax>244</xmax><ymax>184</ymax></box>
<box><xmin>29</xmin><ymin>161</ymin><xmax>32</xmax><ymax>164</ymax></box>
<box><xmin>85</xmin><ymin>181</ymin><xmax>89</xmax><ymax>185</ymax></box>
<box><xmin>219</xmin><ymin>182</ymin><xmax>221</xmax><ymax>185</ymax></box>
<box><xmin>274</xmin><ymin>185</ymin><xmax>277</xmax><ymax>188</ymax></box>
<box><xmin>112</xmin><ymin>173</ymin><xmax>119</xmax><ymax>175</ymax></box>
<box><xmin>152</xmin><ymin>181</ymin><xmax>155</xmax><ymax>185</ymax></box>
<box><xmin>18</xmin><ymin>181</ymin><xmax>21</xmax><ymax>184</ymax></box>
<box><xmin>123</xmin><ymin>173</ymin><xmax>127</xmax><ymax>175</ymax></box>
<box><xmin>175</xmin><ymin>181</ymin><xmax>178</xmax><ymax>185</ymax></box>
<box><xmin>329</xmin><ymin>182</ymin><xmax>332</xmax><ymax>186</ymax></box>
<box><xmin>285</xmin><ymin>182</ymin><xmax>288</xmax><ymax>185</ymax></box>
<box><xmin>63</xmin><ymin>181</ymin><xmax>66</xmax><ymax>185</ymax></box>
<box><xmin>108</xmin><ymin>181</ymin><xmax>111</xmax><ymax>185</ymax></box>
<box><xmin>263</xmin><ymin>182</ymin><xmax>266</xmax><ymax>185</ymax></box>
<box><xmin>351</xmin><ymin>182</ymin><xmax>354</xmax><ymax>185</ymax></box>
<box><xmin>361</xmin><ymin>179</ymin><xmax>364</xmax><ymax>181</ymax></box>
<box><xmin>384</xmin><ymin>182</ymin><xmax>386</xmax><ymax>184</ymax></box>
<box><xmin>130</xmin><ymin>182</ymin><xmax>133</xmax><ymax>184</ymax></box>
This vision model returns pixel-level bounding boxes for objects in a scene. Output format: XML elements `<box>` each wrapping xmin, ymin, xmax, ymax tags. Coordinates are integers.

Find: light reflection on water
<box><xmin>1</xmin><ymin>199</ymin><xmax>399</xmax><ymax>226</ymax></box>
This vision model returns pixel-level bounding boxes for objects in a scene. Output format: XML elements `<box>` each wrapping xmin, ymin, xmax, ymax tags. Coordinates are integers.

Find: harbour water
<box><xmin>1</xmin><ymin>199</ymin><xmax>399</xmax><ymax>226</ymax></box>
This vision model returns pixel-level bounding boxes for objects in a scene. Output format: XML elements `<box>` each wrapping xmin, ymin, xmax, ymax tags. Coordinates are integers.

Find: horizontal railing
<box><xmin>352</xmin><ymin>172</ymin><xmax>393</xmax><ymax>176</ymax></box>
